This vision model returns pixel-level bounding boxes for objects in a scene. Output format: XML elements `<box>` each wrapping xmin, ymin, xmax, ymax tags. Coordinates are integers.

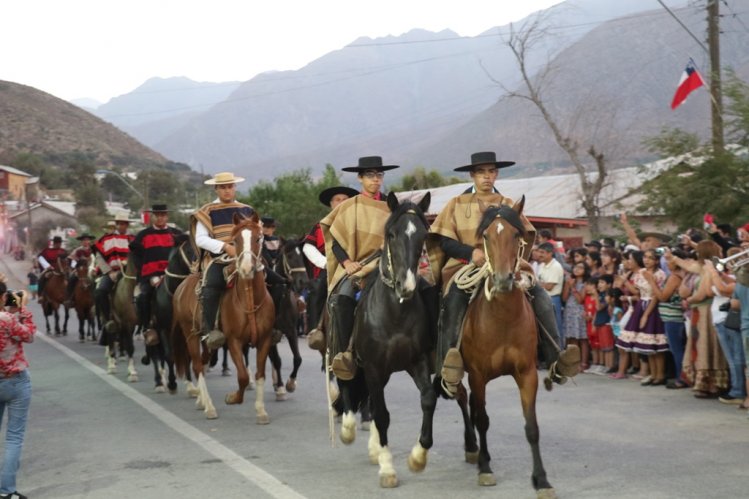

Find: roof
<box><xmin>8</xmin><ymin>200</ymin><xmax>76</xmax><ymax>220</ymax></box>
<box><xmin>0</xmin><ymin>165</ymin><xmax>32</xmax><ymax>177</ymax></box>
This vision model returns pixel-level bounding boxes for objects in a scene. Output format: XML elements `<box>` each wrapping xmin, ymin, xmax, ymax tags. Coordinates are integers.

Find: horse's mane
<box><xmin>385</xmin><ymin>200</ymin><xmax>428</xmax><ymax>234</ymax></box>
<box><xmin>476</xmin><ymin>205</ymin><xmax>527</xmax><ymax>239</ymax></box>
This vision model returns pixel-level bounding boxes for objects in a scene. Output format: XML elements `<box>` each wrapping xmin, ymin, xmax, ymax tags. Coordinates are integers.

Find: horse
<box><xmin>105</xmin><ymin>253</ymin><xmax>139</xmax><ymax>382</ymax></box>
<box><xmin>335</xmin><ymin>192</ymin><xmax>435</xmax><ymax>488</ymax></box>
<box><xmin>173</xmin><ymin>212</ymin><xmax>276</xmax><ymax>422</ymax></box>
<box><xmin>71</xmin><ymin>257</ymin><xmax>95</xmax><ymax>342</ymax></box>
<box><xmin>267</xmin><ymin>239</ymin><xmax>310</xmax><ymax>398</ymax></box>
<box><xmin>456</xmin><ymin>197</ymin><xmax>554</xmax><ymax>498</ymax></box>
<box><xmin>40</xmin><ymin>258</ymin><xmax>70</xmax><ymax>335</ymax></box>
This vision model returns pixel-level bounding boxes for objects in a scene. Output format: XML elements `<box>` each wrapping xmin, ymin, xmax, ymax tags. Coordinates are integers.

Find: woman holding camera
<box><xmin>0</xmin><ymin>281</ymin><xmax>36</xmax><ymax>499</ymax></box>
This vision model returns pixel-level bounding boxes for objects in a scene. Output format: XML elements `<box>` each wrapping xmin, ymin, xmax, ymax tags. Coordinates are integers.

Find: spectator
<box><xmin>634</xmin><ymin>249</ymin><xmax>670</xmax><ymax>386</ymax></box>
<box><xmin>537</xmin><ymin>242</ymin><xmax>565</xmax><ymax>343</ymax></box>
<box><xmin>538</xmin><ymin>229</ymin><xmax>566</xmax><ymax>268</ymax></box>
<box><xmin>594</xmin><ymin>275</ymin><xmax>615</xmax><ymax>374</ymax></box>
<box><xmin>707</xmin><ymin>222</ymin><xmax>738</xmax><ymax>255</ymax></box>
<box><xmin>570</xmin><ymin>247</ymin><xmax>588</xmax><ymax>266</ymax></box>
<box><xmin>585</xmin><ymin>251</ymin><xmax>602</xmax><ymax>279</ymax></box>
<box><xmin>563</xmin><ymin>262</ymin><xmax>590</xmax><ymax>371</ymax></box>
<box><xmin>25</xmin><ymin>269</ymin><xmax>37</xmax><ymax>302</ymax></box>
<box><xmin>582</xmin><ymin>278</ymin><xmax>599</xmax><ymax>372</ymax></box>
<box><xmin>584</xmin><ymin>240</ymin><xmax>602</xmax><ymax>255</ymax></box>
<box><xmin>0</xmin><ymin>281</ymin><xmax>36</xmax><ymax>499</ymax></box>
<box><xmin>607</xmin><ymin>287</ymin><xmax>625</xmax><ymax>371</ymax></box>
<box><xmin>600</xmin><ymin>247</ymin><xmax>622</xmax><ymax>276</ymax></box>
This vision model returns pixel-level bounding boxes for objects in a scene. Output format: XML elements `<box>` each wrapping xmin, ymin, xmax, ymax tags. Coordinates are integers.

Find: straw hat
<box><xmin>112</xmin><ymin>214</ymin><xmax>131</xmax><ymax>224</ymax></box>
<box><xmin>204</xmin><ymin>172</ymin><xmax>246</xmax><ymax>185</ymax></box>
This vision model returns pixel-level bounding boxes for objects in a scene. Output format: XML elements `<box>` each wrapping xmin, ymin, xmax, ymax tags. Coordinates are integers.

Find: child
<box><xmin>27</xmin><ymin>265</ymin><xmax>39</xmax><ymax>300</ymax></box>
<box><xmin>594</xmin><ymin>275</ymin><xmax>615</xmax><ymax>374</ymax></box>
<box><xmin>562</xmin><ymin>262</ymin><xmax>590</xmax><ymax>372</ymax></box>
<box><xmin>608</xmin><ymin>287</ymin><xmax>624</xmax><ymax>339</ymax></box>
<box><xmin>582</xmin><ymin>277</ymin><xmax>599</xmax><ymax>373</ymax></box>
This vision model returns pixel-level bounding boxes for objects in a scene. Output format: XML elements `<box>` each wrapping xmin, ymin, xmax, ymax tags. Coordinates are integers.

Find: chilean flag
<box><xmin>671</xmin><ymin>60</ymin><xmax>706</xmax><ymax>110</ymax></box>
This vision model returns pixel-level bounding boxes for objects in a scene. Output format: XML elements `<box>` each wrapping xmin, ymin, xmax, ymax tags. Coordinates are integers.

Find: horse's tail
<box><xmin>172</xmin><ymin>323</ymin><xmax>188</xmax><ymax>379</ymax></box>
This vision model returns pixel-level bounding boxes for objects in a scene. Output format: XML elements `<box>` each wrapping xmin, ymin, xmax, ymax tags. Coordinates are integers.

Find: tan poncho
<box><xmin>320</xmin><ymin>194</ymin><xmax>390</xmax><ymax>293</ymax></box>
<box><xmin>426</xmin><ymin>192</ymin><xmax>536</xmax><ymax>291</ymax></box>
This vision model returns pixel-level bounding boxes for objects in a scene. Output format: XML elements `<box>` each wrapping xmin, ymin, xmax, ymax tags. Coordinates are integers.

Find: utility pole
<box><xmin>707</xmin><ymin>0</ymin><xmax>724</xmax><ymax>154</ymax></box>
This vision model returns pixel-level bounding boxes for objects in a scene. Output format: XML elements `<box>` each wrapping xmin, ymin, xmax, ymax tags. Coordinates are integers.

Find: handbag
<box><xmin>724</xmin><ymin>309</ymin><xmax>741</xmax><ymax>332</ymax></box>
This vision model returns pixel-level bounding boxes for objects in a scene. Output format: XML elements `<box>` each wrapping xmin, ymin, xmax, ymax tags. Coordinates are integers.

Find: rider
<box><xmin>426</xmin><ymin>151</ymin><xmax>581</xmax><ymax>396</ymax></box>
<box><xmin>36</xmin><ymin>235</ymin><xmax>69</xmax><ymax>300</ymax></box>
<box><xmin>94</xmin><ymin>215</ymin><xmax>134</xmax><ymax>332</ymax></box>
<box><xmin>64</xmin><ymin>233</ymin><xmax>95</xmax><ymax>307</ymax></box>
<box><xmin>261</xmin><ymin>216</ymin><xmax>287</xmax><ymax>343</ymax></box>
<box><xmin>320</xmin><ymin>156</ymin><xmax>398</xmax><ymax>380</ymax></box>
<box><xmin>129</xmin><ymin>204</ymin><xmax>182</xmax><ymax>342</ymax></box>
<box><xmin>304</xmin><ymin>186</ymin><xmax>359</xmax><ymax>351</ymax></box>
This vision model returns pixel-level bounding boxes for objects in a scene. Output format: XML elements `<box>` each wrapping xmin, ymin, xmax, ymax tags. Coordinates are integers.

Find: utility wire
<box><xmin>656</xmin><ymin>0</ymin><xmax>710</xmax><ymax>53</ymax></box>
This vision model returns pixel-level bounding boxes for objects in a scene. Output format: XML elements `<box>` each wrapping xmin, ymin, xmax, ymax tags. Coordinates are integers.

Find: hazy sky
<box><xmin>1</xmin><ymin>0</ymin><xmax>561</xmax><ymax>103</ymax></box>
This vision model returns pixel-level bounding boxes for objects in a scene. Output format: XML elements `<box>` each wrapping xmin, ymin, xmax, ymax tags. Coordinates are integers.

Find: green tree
<box><xmin>71</xmin><ymin>157</ymin><xmax>105</xmax><ymax>212</ymax></box>
<box><xmin>240</xmin><ymin>165</ymin><xmax>344</xmax><ymax>238</ymax></box>
<box><xmin>642</xmin><ymin>127</ymin><xmax>702</xmax><ymax>158</ymax></box>
<box><xmin>389</xmin><ymin>167</ymin><xmax>463</xmax><ymax>192</ymax></box>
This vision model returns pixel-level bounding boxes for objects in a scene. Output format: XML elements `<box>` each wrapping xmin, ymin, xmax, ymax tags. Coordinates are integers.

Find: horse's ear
<box><xmin>512</xmin><ymin>195</ymin><xmax>526</xmax><ymax>216</ymax></box>
<box><xmin>250</xmin><ymin>211</ymin><xmax>260</xmax><ymax>223</ymax></box>
<box><xmin>232</xmin><ymin>212</ymin><xmax>242</xmax><ymax>224</ymax></box>
<box><xmin>417</xmin><ymin>192</ymin><xmax>431</xmax><ymax>214</ymax></box>
<box><xmin>386</xmin><ymin>192</ymin><xmax>400</xmax><ymax>212</ymax></box>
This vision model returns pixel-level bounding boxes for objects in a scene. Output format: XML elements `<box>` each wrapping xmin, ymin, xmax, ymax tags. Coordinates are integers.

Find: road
<box><xmin>1</xmin><ymin>254</ymin><xmax>747</xmax><ymax>499</ymax></box>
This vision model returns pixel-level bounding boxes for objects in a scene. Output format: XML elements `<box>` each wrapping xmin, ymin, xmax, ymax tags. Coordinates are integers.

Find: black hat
<box><xmin>341</xmin><ymin>156</ymin><xmax>399</xmax><ymax>173</ymax></box>
<box><xmin>76</xmin><ymin>233</ymin><xmax>95</xmax><ymax>241</ymax></box>
<box><xmin>584</xmin><ymin>240</ymin><xmax>602</xmax><ymax>250</ymax></box>
<box><xmin>149</xmin><ymin>204</ymin><xmax>169</xmax><ymax>213</ymax></box>
<box><xmin>454</xmin><ymin>151</ymin><xmax>516</xmax><ymax>172</ymax></box>
<box><xmin>261</xmin><ymin>216</ymin><xmax>276</xmax><ymax>227</ymax></box>
<box><xmin>52</xmin><ymin>236</ymin><xmax>63</xmax><ymax>243</ymax></box>
<box><xmin>319</xmin><ymin>186</ymin><xmax>359</xmax><ymax>207</ymax></box>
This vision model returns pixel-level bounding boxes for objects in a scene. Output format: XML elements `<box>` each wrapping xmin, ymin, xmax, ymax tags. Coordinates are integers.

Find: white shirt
<box><xmin>302</xmin><ymin>243</ymin><xmax>327</xmax><ymax>269</ymax></box>
<box><xmin>538</xmin><ymin>258</ymin><xmax>564</xmax><ymax>297</ymax></box>
<box><xmin>194</xmin><ymin>198</ymin><xmax>228</xmax><ymax>255</ymax></box>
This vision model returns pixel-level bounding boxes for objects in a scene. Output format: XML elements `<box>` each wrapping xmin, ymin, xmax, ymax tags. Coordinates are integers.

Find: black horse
<box><xmin>336</xmin><ymin>192</ymin><xmax>436</xmax><ymax>488</ymax></box>
<box><xmin>146</xmin><ymin>236</ymin><xmax>195</xmax><ymax>394</ymax></box>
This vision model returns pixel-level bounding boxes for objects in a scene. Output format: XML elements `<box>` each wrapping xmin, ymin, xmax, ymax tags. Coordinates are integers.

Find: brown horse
<box><xmin>72</xmin><ymin>257</ymin><xmax>96</xmax><ymax>342</ymax></box>
<box><xmin>106</xmin><ymin>253</ymin><xmax>139</xmax><ymax>382</ymax></box>
<box><xmin>173</xmin><ymin>212</ymin><xmax>275</xmax><ymax>422</ymax></box>
<box><xmin>458</xmin><ymin>197</ymin><xmax>554</xmax><ymax>498</ymax></box>
<box><xmin>41</xmin><ymin>258</ymin><xmax>70</xmax><ymax>335</ymax></box>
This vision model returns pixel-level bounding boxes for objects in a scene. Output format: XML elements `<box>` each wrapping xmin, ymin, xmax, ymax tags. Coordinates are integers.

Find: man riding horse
<box><xmin>129</xmin><ymin>204</ymin><xmax>183</xmax><ymax>344</ymax></box>
<box><xmin>426</xmin><ymin>151</ymin><xmax>581</xmax><ymax>396</ymax></box>
<box><xmin>37</xmin><ymin>235</ymin><xmax>68</xmax><ymax>300</ymax></box>
<box><xmin>261</xmin><ymin>216</ymin><xmax>286</xmax><ymax>342</ymax></box>
<box><xmin>64</xmin><ymin>233</ymin><xmax>95</xmax><ymax>307</ymax></box>
<box><xmin>304</xmin><ymin>186</ymin><xmax>359</xmax><ymax>351</ymax></box>
<box><xmin>94</xmin><ymin>215</ymin><xmax>134</xmax><ymax>333</ymax></box>
<box><xmin>192</xmin><ymin>172</ymin><xmax>287</xmax><ymax>350</ymax></box>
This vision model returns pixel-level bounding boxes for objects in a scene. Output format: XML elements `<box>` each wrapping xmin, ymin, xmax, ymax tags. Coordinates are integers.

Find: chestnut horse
<box><xmin>457</xmin><ymin>197</ymin><xmax>554</xmax><ymax>498</ymax></box>
<box><xmin>173</xmin><ymin>212</ymin><xmax>275</xmax><ymax>422</ymax></box>
<box><xmin>41</xmin><ymin>259</ymin><xmax>70</xmax><ymax>335</ymax></box>
<box><xmin>336</xmin><ymin>192</ymin><xmax>435</xmax><ymax>488</ymax></box>
<box><xmin>72</xmin><ymin>257</ymin><xmax>95</xmax><ymax>342</ymax></box>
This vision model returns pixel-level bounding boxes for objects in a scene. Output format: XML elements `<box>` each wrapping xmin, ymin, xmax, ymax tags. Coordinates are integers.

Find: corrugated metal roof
<box><xmin>0</xmin><ymin>165</ymin><xmax>32</xmax><ymax>177</ymax></box>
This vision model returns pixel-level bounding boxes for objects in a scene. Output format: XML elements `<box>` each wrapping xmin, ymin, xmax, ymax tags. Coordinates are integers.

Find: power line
<box><xmin>721</xmin><ymin>0</ymin><xmax>749</xmax><ymax>33</ymax></box>
<box><xmin>656</xmin><ymin>0</ymin><xmax>709</xmax><ymax>53</ymax></box>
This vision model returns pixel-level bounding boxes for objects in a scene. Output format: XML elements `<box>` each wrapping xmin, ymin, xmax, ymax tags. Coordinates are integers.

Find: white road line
<box><xmin>37</xmin><ymin>334</ymin><xmax>307</xmax><ymax>499</ymax></box>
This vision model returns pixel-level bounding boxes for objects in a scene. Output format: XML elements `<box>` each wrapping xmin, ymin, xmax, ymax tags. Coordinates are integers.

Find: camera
<box><xmin>5</xmin><ymin>290</ymin><xmax>23</xmax><ymax>307</ymax></box>
<box><xmin>654</xmin><ymin>247</ymin><xmax>665</xmax><ymax>256</ymax></box>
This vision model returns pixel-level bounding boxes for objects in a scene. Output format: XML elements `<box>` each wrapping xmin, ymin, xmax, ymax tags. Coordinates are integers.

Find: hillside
<box><xmin>0</xmin><ymin>80</ymin><xmax>167</xmax><ymax>168</ymax></box>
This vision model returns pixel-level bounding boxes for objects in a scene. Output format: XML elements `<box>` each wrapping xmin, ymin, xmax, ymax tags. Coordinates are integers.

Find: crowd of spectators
<box><xmin>529</xmin><ymin>218</ymin><xmax>749</xmax><ymax>415</ymax></box>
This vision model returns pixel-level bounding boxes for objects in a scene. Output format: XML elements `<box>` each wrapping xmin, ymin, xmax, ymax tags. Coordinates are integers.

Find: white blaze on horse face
<box><xmin>405</xmin><ymin>220</ymin><xmax>417</xmax><ymax>238</ymax></box>
<box><xmin>404</xmin><ymin>268</ymin><xmax>416</xmax><ymax>293</ymax></box>
<box><xmin>239</xmin><ymin>229</ymin><xmax>254</xmax><ymax>275</ymax></box>
<box><xmin>496</xmin><ymin>222</ymin><xmax>504</xmax><ymax>235</ymax></box>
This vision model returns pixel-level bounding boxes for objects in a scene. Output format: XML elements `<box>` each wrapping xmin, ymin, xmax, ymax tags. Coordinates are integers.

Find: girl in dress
<box><xmin>563</xmin><ymin>262</ymin><xmax>590</xmax><ymax>371</ymax></box>
<box><xmin>633</xmin><ymin>249</ymin><xmax>669</xmax><ymax>385</ymax></box>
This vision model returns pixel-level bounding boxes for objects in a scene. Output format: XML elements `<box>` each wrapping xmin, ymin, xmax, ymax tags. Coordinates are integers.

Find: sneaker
<box><xmin>0</xmin><ymin>492</ymin><xmax>28</xmax><ymax>499</ymax></box>
<box><xmin>593</xmin><ymin>365</ymin><xmax>609</xmax><ymax>375</ymax></box>
<box><xmin>640</xmin><ymin>376</ymin><xmax>653</xmax><ymax>386</ymax></box>
<box><xmin>719</xmin><ymin>395</ymin><xmax>746</xmax><ymax>405</ymax></box>
<box><xmin>582</xmin><ymin>365</ymin><xmax>596</xmax><ymax>374</ymax></box>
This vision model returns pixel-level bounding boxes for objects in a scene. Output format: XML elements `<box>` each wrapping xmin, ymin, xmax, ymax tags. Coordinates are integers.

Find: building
<box><xmin>0</xmin><ymin>165</ymin><xmax>32</xmax><ymax>201</ymax></box>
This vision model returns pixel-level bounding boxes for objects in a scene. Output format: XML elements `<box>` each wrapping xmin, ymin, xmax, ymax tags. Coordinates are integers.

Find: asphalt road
<box><xmin>1</xmin><ymin>254</ymin><xmax>747</xmax><ymax>499</ymax></box>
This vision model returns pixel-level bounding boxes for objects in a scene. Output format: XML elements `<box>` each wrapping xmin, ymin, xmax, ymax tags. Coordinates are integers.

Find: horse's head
<box><xmin>281</xmin><ymin>239</ymin><xmax>310</xmax><ymax>292</ymax></box>
<box><xmin>231</xmin><ymin>212</ymin><xmax>263</xmax><ymax>279</ymax></box>
<box><xmin>383</xmin><ymin>192</ymin><xmax>431</xmax><ymax>300</ymax></box>
<box><xmin>477</xmin><ymin>196</ymin><xmax>527</xmax><ymax>297</ymax></box>
<box><xmin>75</xmin><ymin>258</ymin><xmax>90</xmax><ymax>278</ymax></box>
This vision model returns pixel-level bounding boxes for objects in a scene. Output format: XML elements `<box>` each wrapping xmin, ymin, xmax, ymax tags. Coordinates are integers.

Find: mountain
<box><xmin>95</xmin><ymin>77</ymin><xmax>241</xmax><ymax>147</ymax></box>
<box><xmin>70</xmin><ymin>97</ymin><xmax>101</xmax><ymax>111</ymax></box>
<box><xmin>147</xmin><ymin>0</ymin><xmax>690</xmax><ymax>180</ymax></box>
<box><xmin>0</xmin><ymin>80</ymin><xmax>167</xmax><ymax>168</ymax></box>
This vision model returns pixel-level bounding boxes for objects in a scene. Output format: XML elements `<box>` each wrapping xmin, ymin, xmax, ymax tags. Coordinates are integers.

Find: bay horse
<box><xmin>105</xmin><ymin>253</ymin><xmax>139</xmax><ymax>382</ymax></box>
<box><xmin>71</xmin><ymin>257</ymin><xmax>95</xmax><ymax>342</ymax></box>
<box><xmin>336</xmin><ymin>192</ymin><xmax>435</xmax><ymax>488</ymax></box>
<box><xmin>268</xmin><ymin>239</ymin><xmax>310</xmax><ymax>398</ymax></box>
<box><xmin>458</xmin><ymin>197</ymin><xmax>554</xmax><ymax>498</ymax></box>
<box><xmin>173</xmin><ymin>212</ymin><xmax>275</xmax><ymax>422</ymax></box>
<box><xmin>41</xmin><ymin>258</ymin><xmax>70</xmax><ymax>335</ymax></box>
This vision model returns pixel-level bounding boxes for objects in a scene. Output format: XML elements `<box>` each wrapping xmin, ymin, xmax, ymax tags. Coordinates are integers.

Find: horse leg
<box><xmin>43</xmin><ymin>304</ymin><xmax>52</xmax><ymax>334</ymax></box>
<box><xmin>54</xmin><ymin>308</ymin><xmax>61</xmax><ymax>335</ymax></box>
<box><xmin>253</xmin><ymin>337</ymin><xmax>271</xmax><ymax>425</ymax></box>
<box><xmin>468</xmin><ymin>378</ymin><xmax>496</xmax><ymax>486</ymax></box>
<box><xmin>285</xmin><ymin>328</ymin><xmax>302</xmax><ymax>393</ymax></box>
<box><xmin>339</xmin><ymin>379</ymin><xmax>357</xmax><ymax>444</ymax></box>
<box><xmin>126</xmin><ymin>328</ymin><xmax>138</xmax><ymax>382</ymax></box>
<box><xmin>224</xmin><ymin>336</ymin><xmax>249</xmax><ymax>405</ymax></box>
<box><xmin>185</xmin><ymin>336</ymin><xmax>203</xmax><ymax>400</ymax></box>
<box><xmin>360</xmin><ymin>396</ymin><xmax>372</xmax><ymax>431</ymax></box>
<box><xmin>515</xmin><ymin>369</ymin><xmax>554</xmax><ymax>498</ymax></box>
<box><xmin>245</xmin><ymin>343</ymin><xmax>254</xmax><ymax>390</ymax></box>
<box><xmin>220</xmin><ymin>346</ymin><xmax>229</xmax><ymax>375</ymax></box>
<box><xmin>365</xmin><ymin>373</ymin><xmax>397</xmax><ymax>488</ymax></box>
<box><xmin>197</xmin><ymin>372</ymin><xmax>217</xmax><ymax>419</ymax></box>
<box><xmin>456</xmin><ymin>383</ymin><xmax>479</xmax><ymax>463</ymax></box>
<box><xmin>268</xmin><ymin>345</ymin><xmax>287</xmax><ymax>401</ymax></box>
<box><xmin>62</xmin><ymin>305</ymin><xmax>69</xmax><ymax>335</ymax></box>
<box><xmin>151</xmin><ymin>346</ymin><xmax>166</xmax><ymax>393</ymax></box>
<box><xmin>407</xmin><ymin>359</ymin><xmax>437</xmax><ymax>474</ymax></box>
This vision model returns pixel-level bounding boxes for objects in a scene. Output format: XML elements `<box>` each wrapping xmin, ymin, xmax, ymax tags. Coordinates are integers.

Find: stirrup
<box><xmin>331</xmin><ymin>351</ymin><xmax>356</xmax><ymax>381</ymax></box>
<box><xmin>440</xmin><ymin>377</ymin><xmax>459</xmax><ymax>398</ymax></box>
<box><xmin>441</xmin><ymin>348</ymin><xmax>464</xmax><ymax>384</ymax></box>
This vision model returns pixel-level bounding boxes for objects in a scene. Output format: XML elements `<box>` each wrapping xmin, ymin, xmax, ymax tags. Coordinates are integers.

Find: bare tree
<box><xmin>498</xmin><ymin>15</ymin><xmax>611</xmax><ymax>235</ymax></box>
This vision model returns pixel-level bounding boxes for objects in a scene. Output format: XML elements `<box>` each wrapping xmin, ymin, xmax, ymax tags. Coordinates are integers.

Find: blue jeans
<box><xmin>550</xmin><ymin>295</ymin><xmax>564</xmax><ymax>348</ymax></box>
<box><xmin>664</xmin><ymin>321</ymin><xmax>686</xmax><ymax>381</ymax></box>
<box><xmin>715</xmin><ymin>322</ymin><xmax>747</xmax><ymax>399</ymax></box>
<box><xmin>0</xmin><ymin>370</ymin><xmax>31</xmax><ymax>494</ymax></box>
<box><xmin>734</xmin><ymin>283</ymin><xmax>749</xmax><ymax>375</ymax></box>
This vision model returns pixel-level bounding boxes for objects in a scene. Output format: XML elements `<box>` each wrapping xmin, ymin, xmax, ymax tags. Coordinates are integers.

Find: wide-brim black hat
<box><xmin>261</xmin><ymin>216</ymin><xmax>277</xmax><ymax>227</ymax></box>
<box><xmin>319</xmin><ymin>186</ymin><xmax>360</xmax><ymax>207</ymax></box>
<box><xmin>454</xmin><ymin>151</ymin><xmax>516</xmax><ymax>172</ymax></box>
<box><xmin>148</xmin><ymin>204</ymin><xmax>169</xmax><ymax>212</ymax></box>
<box><xmin>76</xmin><ymin>233</ymin><xmax>95</xmax><ymax>241</ymax></box>
<box><xmin>341</xmin><ymin>156</ymin><xmax>399</xmax><ymax>173</ymax></box>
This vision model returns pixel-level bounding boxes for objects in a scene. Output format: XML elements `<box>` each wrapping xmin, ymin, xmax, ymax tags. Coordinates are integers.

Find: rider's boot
<box><xmin>436</xmin><ymin>284</ymin><xmax>470</xmax><ymax>398</ymax></box>
<box><xmin>137</xmin><ymin>292</ymin><xmax>158</xmax><ymax>346</ymax></box>
<box><xmin>330</xmin><ymin>294</ymin><xmax>357</xmax><ymax>381</ymax></box>
<box><xmin>201</xmin><ymin>287</ymin><xmax>224</xmax><ymax>350</ymax></box>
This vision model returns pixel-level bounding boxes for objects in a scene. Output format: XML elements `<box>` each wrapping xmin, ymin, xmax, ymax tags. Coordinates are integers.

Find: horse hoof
<box><xmin>379</xmin><ymin>473</ymin><xmax>398</xmax><ymax>488</ymax></box>
<box><xmin>465</xmin><ymin>451</ymin><xmax>479</xmax><ymax>464</ymax></box>
<box><xmin>221</xmin><ymin>368</ymin><xmax>231</xmax><ymax>377</ymax></box>
<box><xmin>256</xmin><ymin>413</ymin><xmax>270</xmax><ymax>425</ymax></box>
<box><xmin>246</xmin><ymin>383</ymin><xmax>255</xmax><ymax>391</ymax></box>
<box><xmin>275</xmin><ymin>387</ymin><xmax>287</xmax><ymax>401</ymax></box>
<box><xmin>225</xmin><ymin>393</ymin><xmax>241</xmax><ymax>405</ymax></box>
<box><xmin>360</xmin><ymin>420</ymin><xmax>371</xmax><ymax>431</ymax></box>
<box><xmin>154</xmin><ymin>385</ymin><xmax>166</xmax><ymax>394</ymax></box>
<box><xmin>285</xmin><ymin>378</ymin><xmax>296</xmax><ymax>393</ymax></box>
<box><xmin>128</xmin><ymin>375</ymin><xmax>139</xmax><ymax>383</ymax></box>
<box><xmin>206</xmin><ymin>409</ymin><xmax>218</xmax><ymax>420</ymax></box>
<box><xmin>407</xmin><ymin>453</ymin><xmax>427</xmax><ymax>473</ymax></box>
<box><xmin>478</xmin><ymin>473</ymin><xmax>497</xmax><ymax>486</ymax></box>
<box><xmin>537</xmin><ymin>488</ymin><xmax>557</xmax><ymax>499</ymax></box>
<box><xmin>141</xmin><ymin>355</ymin><xmax>150</xmax><ymax>366</ymax></box>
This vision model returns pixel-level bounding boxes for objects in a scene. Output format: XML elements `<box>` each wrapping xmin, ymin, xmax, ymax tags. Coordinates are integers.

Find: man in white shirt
<box><xmin>537</xmin><ymin>242</ymin><xmax>565</xmax><ymax>344</ymax></box>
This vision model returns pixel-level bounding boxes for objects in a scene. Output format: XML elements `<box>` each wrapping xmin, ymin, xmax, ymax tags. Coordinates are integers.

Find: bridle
<box><xmin>379</xmin><ymin>208</ymin><xmax>427</xmax><ymax>289</ymax></box>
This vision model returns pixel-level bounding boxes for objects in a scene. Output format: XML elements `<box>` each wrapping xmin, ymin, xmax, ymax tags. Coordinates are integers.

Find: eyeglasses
<box><xmin>362</xmin><ymin>171</ymin><xmax>385</xmax><ymax>179</ymax></box>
